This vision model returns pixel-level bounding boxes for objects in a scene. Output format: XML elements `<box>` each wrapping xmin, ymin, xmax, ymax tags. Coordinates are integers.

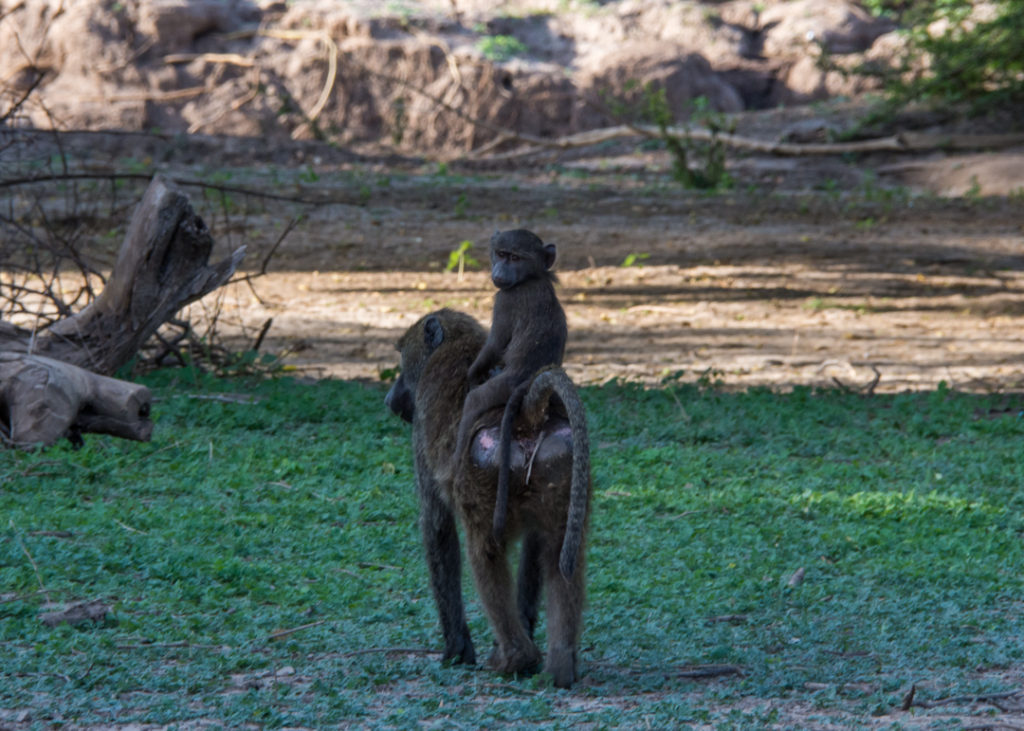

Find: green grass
<box><xmin>3</xmin><ymin>373</ymin><xmax>1024</xmax><ymax>726</ymax></box>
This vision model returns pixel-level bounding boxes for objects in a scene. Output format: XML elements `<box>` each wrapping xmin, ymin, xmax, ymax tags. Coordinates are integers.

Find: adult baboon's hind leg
<box><xmin>542</xmin><ymin>538</ymin><xmax>585</xmax><ymax>688</ymax></box>
<box><xmin>465</xmin><ymin>530</ymin><xmax>543</xmax><ymax>676</ymax></box>
<box><xmin>517</xmin><ymin>530</ymin><xmax>544</xmax><ymax>638</ymax></box>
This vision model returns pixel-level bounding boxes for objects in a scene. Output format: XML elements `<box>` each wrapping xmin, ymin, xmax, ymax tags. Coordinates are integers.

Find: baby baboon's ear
<box><xmin>542</xmin><ymin>242</ymin><xmax>556</xmax><ymax>270</ymax></box>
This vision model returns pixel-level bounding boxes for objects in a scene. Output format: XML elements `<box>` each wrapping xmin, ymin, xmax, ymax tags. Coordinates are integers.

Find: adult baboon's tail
<box><xmin>520</xmin><ymin>368</ymin><xmax>591</xmax><ymax>580</ymax></box>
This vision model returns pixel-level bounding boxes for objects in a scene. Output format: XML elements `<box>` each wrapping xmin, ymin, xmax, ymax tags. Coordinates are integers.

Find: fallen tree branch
<box><xmin>469</xmin><ymin>124</ymin><xmax>1024</xmax><ymax>160</ymax></box>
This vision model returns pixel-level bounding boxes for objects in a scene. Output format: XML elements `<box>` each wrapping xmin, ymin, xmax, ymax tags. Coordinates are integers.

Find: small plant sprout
<box><xmin>445</xmin><ymin>240</ymin><xmax>480</xmax><ymax>281</ymax></box>
<box><xmin>621</xmin><ymin>252</ymin><xmax>650</xmax><ymax>268</ymax></box>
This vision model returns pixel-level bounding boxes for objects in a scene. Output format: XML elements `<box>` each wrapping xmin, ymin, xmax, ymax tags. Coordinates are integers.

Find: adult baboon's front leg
<box><xmin>416</xmin><ymin>464</ymin><xmax>475</xmax><ymax>665</ymax></box>
<box><xmin>465</xmin><ymin>530</ymin><xmax>542</xmax><ymax>676</ymax></box>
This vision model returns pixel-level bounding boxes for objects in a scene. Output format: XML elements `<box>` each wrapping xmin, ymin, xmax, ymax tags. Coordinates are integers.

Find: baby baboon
<box><xmin>385</xmin><ymin>308</ymin><xmax>590</xmax><ymax>688</ymax></box>
<box><xmin>452</xmin><ymin>229</ymin><xmax>567</xmax><ymax>538</ymax></box>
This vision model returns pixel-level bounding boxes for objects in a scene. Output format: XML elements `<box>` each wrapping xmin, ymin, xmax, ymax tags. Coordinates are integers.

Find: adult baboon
<box><xmin>385</xmin><ymin>308</ymin><xmax>590</xmax><ymax>688</ymax></box>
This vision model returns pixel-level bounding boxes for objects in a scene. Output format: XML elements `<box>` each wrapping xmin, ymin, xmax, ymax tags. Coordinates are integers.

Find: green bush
<box><xmin>876</xmin><ymin>0</ymin><xmax>1024</xmax><ymax>114</ymax></box>
<box><xmin>635</xmin><ymin>85</ymin><xmax>734</xmax><ymax>190</ymax></box>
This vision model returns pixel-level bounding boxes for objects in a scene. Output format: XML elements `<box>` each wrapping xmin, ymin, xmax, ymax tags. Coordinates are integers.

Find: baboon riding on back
<box><xmin>385</xmin><ymin>231</ymin><xmax>590</xmax><ymax>688</ymax></box>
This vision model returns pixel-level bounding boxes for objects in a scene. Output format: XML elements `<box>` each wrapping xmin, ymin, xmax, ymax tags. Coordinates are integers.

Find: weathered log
<box><xmin>0</xmin><ymin>353</ymin><xmax>152</xmax><ymax>447</ymax></box>
<box><xmin>0</xmin><ymin>174</ymin><xmax>244</xmax><ymax>448</ymax></box>
<box><xmin>0</xmin><ymin>174</ymin><xmax>245</xmax><ymax>375</ymax></box>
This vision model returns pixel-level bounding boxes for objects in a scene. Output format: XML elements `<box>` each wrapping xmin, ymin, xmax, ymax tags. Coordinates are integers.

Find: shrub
<box><xmin>874</xmin><ymin>0</ymin><xmax>1024</xmax><ymax>115</ymax></box>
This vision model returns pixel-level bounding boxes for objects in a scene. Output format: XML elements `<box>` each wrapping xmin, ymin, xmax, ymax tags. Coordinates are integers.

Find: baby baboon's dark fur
<box><xmin>385</xmin><ymin>309</ymin><xmax>590</xmax><ymax>688</ymax></box>
<box><xmin>452</xmin><ymin>229</ymin><xmax>567</xmax><ymax>540</ymax></box>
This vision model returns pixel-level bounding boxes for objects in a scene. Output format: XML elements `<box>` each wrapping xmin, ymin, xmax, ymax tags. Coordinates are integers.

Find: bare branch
<box><xmin>469</xmin><ymin>124</ymin><xmax>1024</xmax><ymax>161</ymax></box>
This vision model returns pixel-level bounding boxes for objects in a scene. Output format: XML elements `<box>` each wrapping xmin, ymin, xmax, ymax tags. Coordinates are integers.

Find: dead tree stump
<box><xmin>0</xmin><ymin>174</ymin><xmax>245</xmax><ymax>447</ymax></box>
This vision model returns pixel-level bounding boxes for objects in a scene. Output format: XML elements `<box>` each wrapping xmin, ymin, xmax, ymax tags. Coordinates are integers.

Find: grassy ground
<box><xmin>2</xmin><ymin>371</ymin><xmax>1024</xmax><ymax>728</ymax></box>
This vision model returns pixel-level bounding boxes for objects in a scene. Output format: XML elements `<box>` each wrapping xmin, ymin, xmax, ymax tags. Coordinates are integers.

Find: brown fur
<box><xmin>385</xmin><ymin>309</ymin><xmax>590</xmax><ymax>688</ymax></box>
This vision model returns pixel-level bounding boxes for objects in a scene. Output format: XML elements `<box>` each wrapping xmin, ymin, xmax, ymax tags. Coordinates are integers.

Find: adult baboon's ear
<box><xmin>423</xmin><ymin>314</ymin><xmax>444</xmax><ymax>352</ymax></box>
<box><xmin>542</xmin><ymin>243</ymin><xmax>556</xmax><ymax>270</ymax></box>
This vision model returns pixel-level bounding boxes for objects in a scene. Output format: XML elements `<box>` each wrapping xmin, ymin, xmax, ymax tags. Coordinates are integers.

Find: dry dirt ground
<box><xmin>185</xmin><ymin>149</ymin><xmax>1024</xmax><ymax>395</ymax></box>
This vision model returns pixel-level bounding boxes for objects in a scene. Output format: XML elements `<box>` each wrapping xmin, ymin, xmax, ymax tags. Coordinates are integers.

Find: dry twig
<box><xmin>912</xmin><ymin>689</ymin><xmax>1023</xmax><ymax>709</ymax></box>
<box><xmin>87</xmin><ymin>86</ymin><xmax>209</xmax><ymax>103</ymax></box>
<box><xmin>251</xmin><ymin>318</ymin><xmax>273</xmax><ymax>353</ymax></box>
<box><xmin>822</xmin><ymin>361</ymin><xmax>882</xmax><ymax>395</ymax></box>
<box><xmin>188</xmin><ymin>66</ymin><xmax>261</xmax><ymax>134</ymax></box>
<box><xmin>705</xmin><ymin>614</ymin><xmax>748</xmax><ymax>625</ymax></box>
<box><xmin>12</xmin><ymin>527</ymin><xmax>50</xmax><ymax>602</ymax></box>
<box><xmin>0</xmin><ymin>588</ymin><xmax>51</xmax><ymax>605</ymax></box>
<box><xmin>674</xmin><ymin>664</ymin><xmax>744</xmax><ymax>678</ymax></box>
<box><xmin>225</xmin><ymin>28</ymin><xmax>337</xmax><ymax>135</ymax></box>
<box><xmin>267</xmin><ymin>620</ymin><xmax>327</xmax><ymax>641</ymax></box>
<box><xmin>338</xmin><ymin>647</ymin><xmax>441</xmax><ymax>658</ymax></box>
<box><xmin>164</xmin><ymin>52</ymin><xmax>255</xmax><ymax>67</ymax></box>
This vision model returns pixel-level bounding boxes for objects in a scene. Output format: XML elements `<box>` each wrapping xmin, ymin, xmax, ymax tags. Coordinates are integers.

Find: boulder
<box><xmin>776</xmin><ymin>54</ymin><xmax>881</xmax><ymax>104</ymax></box>
<box><xmin>759</xmin><ymin>0</ymin><xmax>895</xmax><ymax>57</ymax></box>
<box><xmin>577</xmin><ymin>42</ymin><xmax>744</xmax><ymax>129</ymax></box>
<box><xmin>138</xmin><ymin>0</ymin><xmax>258</xmax><ymax>52</ymax></box>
